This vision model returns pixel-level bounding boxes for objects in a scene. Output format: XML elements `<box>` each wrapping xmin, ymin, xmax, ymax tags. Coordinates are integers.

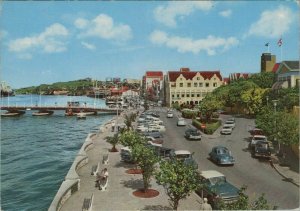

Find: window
<box><xmin>177</xmin><ymin>94</ymin><xmax>180</xmax><ymax>98</ymax></box>
<box><xmin>182</xmin><ymin>94</ymin><xmax>185</xmax><ymax>97</ymax></box>
<box><xmin>187</xmin><ymin>83</ymin><xmax>191</xmax><ymax>87</ymax></box>
<box><xmin>191</xmin><ymin>94</ymin><xmax>194</xmax><ymax>97</ymax></box>
<box><xmin>187</xmin><ymin>94</ymin><xmax>190</xmax><ymax>97</ymax></box>
<box><xmin>180</xmin><ymin>83</ymin><xmax>183</xmax><ymax>87</ymax></box>
<box><xmin>197</xmin><ymin>94</ymin><xmax>200</xmax><ymax>97</ymax></box>
<box><xmin>194</xmin><ymin>83</ymin><xmax>198</xmax><ymax>87</ymax></box>
<box><xmin>205</xmin><ymin>83</ymin><xmax>209</xmax><ymax>87</ymax></box>
<box><xmin>172</xmin><ymin>94</ymin><xmax>175</xmax><ymax>98</ymax></box>
<box><xmin>199</xmin><ymin>83</ymin><xmax>203</xmax><ymax>87</ymax></box>
<box><xmin>197</xmin><ymin>77</ymin><xmax>200</xmax><ymax>80</ymax></box>
<box><xmin>213</xmin><ymin>83</ymin><xmax>217</xmax><ymax>87</ymax></box>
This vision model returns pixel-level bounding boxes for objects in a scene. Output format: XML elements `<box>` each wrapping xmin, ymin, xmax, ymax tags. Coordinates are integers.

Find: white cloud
<box><xmin>8</xmin><ymin>23</ymin><xmax>69</xmax><ymax>53</ymax></box>
<box><xmin>81</xmin><ymin>41</ymin><xmax>96</xmax><ymax>50</ymax></box>
<box><xmin>219</xmin><ymin>9</ymin><xmax>232</xmax><ymax>18</ymax></box>
<box><xmin>154</xmin><ymin>1</ymin><xmax>214</xmax><ymax>27</ymax></box>
<box><xmin>75</xmin><ymin>14</ymin><xmax>132</xmax><ymax>41</ymax></box>
<box><xmin>149</xmin><ymin>30</ymin><xmax>239</xmax><ymax>55</ymax></box>
<box><xmin>246</xmin><ymin>6</ymin><xmax>295</xmax><ymax>38</ymax></box>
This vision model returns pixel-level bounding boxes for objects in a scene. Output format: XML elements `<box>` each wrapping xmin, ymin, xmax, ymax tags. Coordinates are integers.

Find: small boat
<box><xmin>32</xmin><ymin>110</ymin><xmax>54</xmax><ymax>116</ymax></box>
<box><xmin>1</xmin><ymin>110</ymin><xmax>25</xmax><ymax>117</ymax></box>
<box><xmin>77</xmin><ymin>113</ymin><xmax>86</xmax><ymax>120</ymax></box>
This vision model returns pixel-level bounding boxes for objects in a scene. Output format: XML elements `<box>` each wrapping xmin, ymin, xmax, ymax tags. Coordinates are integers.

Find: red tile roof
<box><xmin>168</xmin><ymin>71</ymin><xmax>222</xmax><ymax>82</ymax></box>
<box><xmin>146</xmin><ymin>71</ymin><xmax>163</xmax><ymax>77</ymax></box>
<box><xmin>272</xmin><ymin>63</ymin><xmax>280</xmax><ymax>73</ymax></box>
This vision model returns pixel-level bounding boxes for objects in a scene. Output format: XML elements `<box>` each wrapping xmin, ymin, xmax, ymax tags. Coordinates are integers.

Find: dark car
<box><xmin>251</xmin><ymin>141</ymin><xmax>271</xmax><ymax>158</ymax></box>
<box><xmin>141</xmin><ymin>131</ymin><xmax>163</xmax><ymax>139</ymax></box>
<box><xmin>209</xmin><ymin>146</ymin><xmax>235</xmax><ymax>165</ymax></box>
<box><xmin>196</xmin><ymin>170</ymin><xmax>239</xmax><ymax>208</ymax></box>
<box><xmin>185</xmin><ymin>128</ymin><xmax>202</xmax><ymax>140</ymax></box>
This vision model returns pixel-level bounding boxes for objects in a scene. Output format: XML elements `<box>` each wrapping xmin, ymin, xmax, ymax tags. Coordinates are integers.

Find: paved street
<box><xmin>153</xmin><ymin>107</ymin><xmax>299</xmax><ymax>209</ymax></box>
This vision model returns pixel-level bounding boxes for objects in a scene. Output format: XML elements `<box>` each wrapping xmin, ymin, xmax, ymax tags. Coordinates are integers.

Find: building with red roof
<box><xmin>165</xmin><ymin>68</ymin><xmax>223</xmax><ymax>107</ymax></box>
<box><xmin>143</xmin><ymin>71</ymin><xmax>164</xmax><ymax>100</ymax></box>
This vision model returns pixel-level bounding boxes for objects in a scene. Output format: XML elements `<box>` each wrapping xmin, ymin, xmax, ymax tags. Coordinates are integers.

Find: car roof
<box><xmin>178</xmin><ymin>118</ymin><xmax>184</xmax><ymax>120</ymax></box>
<box><xmin>253</xmin><ymin>135</ymin><xmax>267</xmax><ymax>138</ymax></box>
<box><xmin>200</xmin><ymin>170</ymin><xmax>225</xmax><ymax>179</ymax></box>
<box><xmin>212</xmin><ymin>146</ymin><xmax>228</xmax><ymax>150</ymax></box>
<box><xmin>175</xmin><ymin>150</ymin><xmax>191</xmax><ymax>155</ymax></box>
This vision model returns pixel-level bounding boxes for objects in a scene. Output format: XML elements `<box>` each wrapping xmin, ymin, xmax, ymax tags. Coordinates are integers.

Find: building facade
<box><xmin>165</xmin><ymin>68</ymin><xmax>223</xmax><ymax>107</ymax></box>
<box><xmin>261</xmin><ymin>53</ymin><xmax>276</xmax><ymax>72</ymax></box>
<box><xmin>143</xmin><ymin>71</ymin><xmax>164</xmax><ymax>100</ymax></box>
<box><xmin>272</xmin><ymin>61</ymin><xmax>300</xmax><ymax>89</ymax></box>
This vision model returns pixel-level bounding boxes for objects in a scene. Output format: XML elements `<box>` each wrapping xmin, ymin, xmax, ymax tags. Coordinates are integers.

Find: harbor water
<box><xmin>1</xmin><ymin>95</ymin><xmax>114</xmax><ymax>211</ymax></box>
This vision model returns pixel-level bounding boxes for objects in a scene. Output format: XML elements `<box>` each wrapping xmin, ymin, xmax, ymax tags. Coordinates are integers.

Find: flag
<box><xmin>265</xmin><ymin>42</ymin><xmax>269</xmax><ymax>47</ymax></box>
<box><xmin>277</xmin><ymin>38</ymin><xmax>283</xmax><ymax>47</ymax></box>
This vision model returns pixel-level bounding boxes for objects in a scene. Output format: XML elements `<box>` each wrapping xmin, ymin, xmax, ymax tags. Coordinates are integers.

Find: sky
<box><xmin>1</xmin><ymin>1</ymin><xmax>299</xmax><ymax>89</ymax></box>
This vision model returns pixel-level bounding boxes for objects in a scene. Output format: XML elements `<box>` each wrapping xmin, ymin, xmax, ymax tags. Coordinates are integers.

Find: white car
<box><xmin>167</xmin><ymin>112</ymin><xmax>174</xmax><ymax>118</ymax></box>
<box><xmin>224</xmin><ymin>120</ymin><xmax>235</xmax><ymax>129</ymax></box>
<box><xmin>177</xmin><ymin>118</ymin><xmax>187</xmax><ymax>126</ymax></box>
<box><xmin>250</xmin><ymin>135</ymin><xmax>267</xmax><ymax>149</ymax></box>
<box><xmin>220</xmin><ymin>125</ymin><xmax>233</xmax><ymax>135</ymax></box>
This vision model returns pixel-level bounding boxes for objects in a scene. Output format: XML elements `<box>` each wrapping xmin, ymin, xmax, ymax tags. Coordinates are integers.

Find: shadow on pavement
<box><xmin>120</xmin><ymin>178</ymin><xmax>144</xmax><ymax>190</ymax></box>
<box><xmin>142</xmin><ymin>205</ymin><xmax>172</xmax><ymax>210</ymax></box>
<box><xmin>114</xmin><ymin>161</ymin><xmax>135</xmax><ymax>169</ymax></box>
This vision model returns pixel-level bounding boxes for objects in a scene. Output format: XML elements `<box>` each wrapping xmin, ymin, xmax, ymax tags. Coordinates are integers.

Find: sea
<box><xmin>0</xmin><ymin>95</ymin><xmax>114</xmax><ymax>211</ymax></box>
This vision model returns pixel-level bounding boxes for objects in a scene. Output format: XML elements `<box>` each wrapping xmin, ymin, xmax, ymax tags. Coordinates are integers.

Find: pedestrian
<box><xmin>200</xmin><ymin>198</ymin><xmax>212</xmax><ymax>210</ymax></box>
<box><xmin>112</xmin><ymin>122</ymin><xmax>115</xmax><ymax>132</ymax></box>
<box><xmin>95</xmin><ymin>168</ymin><xmax>109</xmax><ymax>190</ymax></box>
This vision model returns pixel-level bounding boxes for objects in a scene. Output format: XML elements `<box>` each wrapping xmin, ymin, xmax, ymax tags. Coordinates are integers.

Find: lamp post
<box><xmin>272</xmin><ymin>100</ymin><xmax>279</xmax><ymax>154</ymax></box>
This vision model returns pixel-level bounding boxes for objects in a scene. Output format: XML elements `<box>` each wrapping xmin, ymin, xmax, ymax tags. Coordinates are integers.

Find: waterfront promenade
<box><xmin>59</xmin><ymin>109</ymin><xmax>202</xmax><ymax>211</ymax></box>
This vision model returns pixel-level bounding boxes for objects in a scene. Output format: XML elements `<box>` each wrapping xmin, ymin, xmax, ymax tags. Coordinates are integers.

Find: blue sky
<box><xmin>1</xmin><ymin>1</ymin><xmax>299</xmax><ymax>88</ymax></box>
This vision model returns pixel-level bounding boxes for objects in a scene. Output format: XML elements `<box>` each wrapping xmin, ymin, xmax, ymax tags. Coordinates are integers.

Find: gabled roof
<box><xmin>146</xmin><ymin>71</ymin><xmax>163</xmax><ymax>77</ymax></box>
<box><xmin>168</xmin><ymin>71</ymin><xmax>222</xmax><ymax>81</ymax></box>
<box><xmin>283</xmin><ymin>61</ymin><xmax>299</xmax><ymax>70</ymax></box>
<box><xmin>272</xmin><ymin>63</ymin><xmax>280</xmax><ymax>73</ymax></box>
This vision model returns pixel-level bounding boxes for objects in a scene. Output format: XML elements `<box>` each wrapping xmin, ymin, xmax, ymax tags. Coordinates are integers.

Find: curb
<box><xmin>269</xmin><ymin>160</ymin><xmax>299</xmax><ymax>187</ymax></box>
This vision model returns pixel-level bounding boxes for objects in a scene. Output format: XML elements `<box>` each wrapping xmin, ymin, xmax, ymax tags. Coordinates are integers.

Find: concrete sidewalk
<box><xmin>60</xmin><ymin>113</ymin><xmax>202</xmax><ymax>211</ymax></box>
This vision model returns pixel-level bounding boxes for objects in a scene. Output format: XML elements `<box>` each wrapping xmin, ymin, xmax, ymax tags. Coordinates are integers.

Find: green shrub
<box><xmin>192</xmin><ymin>119</ymin><xmax>221</xmax><ymax>135</ymax></box>
<box><xmin>182</xmin><ymin>110</ymin><xmax>198</xmax><ymax>119</ymax></box>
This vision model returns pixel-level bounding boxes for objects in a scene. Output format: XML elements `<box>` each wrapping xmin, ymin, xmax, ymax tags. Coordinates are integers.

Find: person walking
<box><xmin>200</xmin><ymin>198</ymin><xmax>212</xmax><ymax>210</ymax></box>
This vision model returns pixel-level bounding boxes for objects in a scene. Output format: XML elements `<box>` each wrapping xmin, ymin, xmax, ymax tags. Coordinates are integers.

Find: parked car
<box><xmin>209</xmin><ymin>146</ymin><xmax>235</xmax><ymax>165</ymax></box>
<box><xmin>250</xmin><ymin>128</ymin><xmax>264</xmax><ymax>136</ymax></box>
<box><xmin>167</xmin><ymin>112</ymin><xmax>174</xmax><ymax>118</ymax></box>
<box><xmin>185</xmin><ymin>128</ymin><xmax>202</xmax><ymax>140</ymax></box>
<box><xmin>220</xmin><ymin>125</ymin><xmax>233</xmax><ymax>135</ymax></box>
<box><xmin>145</xmin><ymin>136</ymin><xmax>164</xmax><ymax>145</ymax></box>
<box><xmin>227</xmin><ymin>117</ymin><xmax>235</xmax><ymax>122</ymax></box>
<box><xmin>224</xmin><ymin>120</ymin><xmax>235</xmax><ymax>129</ymax></box>
<box><xmin>141</xmin><ymin>131</ymin><xmax>163</xmax><ymax>139</ymax></box>
<box><xmin>177</xmin><ymin>118</ymin><xmax>187</xmax><ymax>126</ymax></box>
<box><xmin>170</xmin><ymin>150</ymin><xmax>198</xmax><ymax>169</ymax></box>
<box><xmin>251</xmin><ymin>141</ymin><xmax>271</xmax><ymax>158</ymax></box>
<box><xmin>196</xmin><ymin>170</ymin><xmax>239</xmax><ymax>208</ymax></box>
<box><xmin>249</xmin><ymin>135</ymin><xmax>267</xmax><ymax>150</ymax></box>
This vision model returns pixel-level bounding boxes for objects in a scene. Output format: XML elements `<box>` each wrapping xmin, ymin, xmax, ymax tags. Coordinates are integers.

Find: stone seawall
<box><xmin>48</xmin><ymin>116</ymin><xmax>117</xmax><ymax>211</ymax></box>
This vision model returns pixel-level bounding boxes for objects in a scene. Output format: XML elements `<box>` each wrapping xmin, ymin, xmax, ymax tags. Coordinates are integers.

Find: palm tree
<box><xmin>106</xmin><ymin>133</ymin><xmax>120</xmax><ymax>152</ymax></box>
<box><xmin>124</xmin><ymin>113</ymin><xmax>136</xmax><ymax>131</ymax></box>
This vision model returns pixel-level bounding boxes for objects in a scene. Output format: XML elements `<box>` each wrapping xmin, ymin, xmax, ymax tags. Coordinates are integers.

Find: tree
<box><xmin>131</xmin><ymin>144</ymin><xmax>160</xmax><ymax>192</ymax></box>
<box><xmin>119</xmin><ymin>131</ymin><xmax>146</xmax><ymax>148</ymax></box>
<box><xmin>217</xmin><ymin>186</ymin><xmax>277</xmax><ymax>210</ymax></box>
<box><xmin>241</xmin><ymin>87</ymin><xmax>267</xmax><ymax>115</ymax></box>
<box><xmin>198</xmin><ymin>93</ymin><xmax>223</xmax><ymax>122</ymax></box>
<box><xmin>256</xmin><ymin>108</ymin><xmax>299</xmax><ymax>147</ymax></box>
<box><xmin>106</xmin><ymin>133</ymin><xmax>120</xmax><ymax>152</ymax></box>
<box><xmin>155</xmin><ymin>159</ymin><xmax>200</xmax><ymax>210</ymax></box>
<box><xmin>249</xmin><ymin>72</ymin><xmax>275</xmax><ymax>88</ymax></box>
<box><xmin>123</xmin><ymin>113</ymin><xmax>136</xmax><ymax>131</ymax></box>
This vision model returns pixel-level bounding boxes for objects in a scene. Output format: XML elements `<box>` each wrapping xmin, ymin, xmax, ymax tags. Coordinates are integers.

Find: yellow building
<box><xmin>261</xmin><ymin>53</ymin><xmax>276</xmax><ymax>72</ymax></box>
<box><xmin>165</xmin><ymin>68</ymin><xmax>223</xmax><ymax>107</ymax></box>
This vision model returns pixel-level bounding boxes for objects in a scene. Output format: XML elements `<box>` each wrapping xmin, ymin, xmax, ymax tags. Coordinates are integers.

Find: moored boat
<box><xmin>32</xmin><ymin>110</ymin><xmax>54</xmax><ymax>116</ymax></box>
<box><xmin>1</xmin><ymin>110</ymin><xmax>25</xmax><ymax>117</ymax></box>
<box><xmin>77</xmin><ymin>113</ymin><xmax>86</xmax><ymax>119</ymax></box>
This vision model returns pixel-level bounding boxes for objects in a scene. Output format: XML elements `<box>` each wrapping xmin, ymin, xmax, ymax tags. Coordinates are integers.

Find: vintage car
<box><xmin>185</xmin><ymin>128</ymin><xmax>202</xmax><ymax>140</ymax></box>
<box><xmin>251</xmin><ymin>140</ymin><xmax>272</xmax><ymax>158</ymax></box>
<box><xmin>167</xmin><ymin>112</ymin><xmax>174</xmax><ymax>118</ymax></box>
<box><xmin>177</xmin><ymin>118</ymin><xmax>187</xmax><ymax>126</ymax></box>
<box><xmin>170</xmin><ymin>150</ymin><xmax>198</xmax><ymax>169</ymax></box>
<box><xmin>196</xmin><ymin>170</ymin><xmax>239</xmax><ymax>208</ymax></box>
<box><xmin>220</xmin><ymin>125</ymin><xmax>233</xmax><ymax>135</ymax></box>
<box><xmin>209</xmin><ymin>146</ymin><xmax>235</xmax><ymax>166</ymax></box>
<box><xmin>224</xmin><ymin>120</ymin><xmax>235</xmax><ymax>129</ymax></box>
<box><xmin>249</xmin><ymin>135</ymin><xmax>268</xmax><ymax>150</ymax></box>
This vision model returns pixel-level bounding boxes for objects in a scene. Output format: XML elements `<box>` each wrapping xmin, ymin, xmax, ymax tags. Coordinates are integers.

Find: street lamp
<box><xmin>272</xmin><ymin>100</ymin><xmax>279</xmax><ymax>154</ymax></box>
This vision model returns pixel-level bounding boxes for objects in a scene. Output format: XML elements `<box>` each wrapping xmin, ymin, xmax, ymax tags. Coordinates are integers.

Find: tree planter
<box><xmin>125</xmin><ymin>169</ymin><xmax>143</xmax><ymax>174</ymax></box>
<box><xmin>132</xmin><ymin>189</ymin><xmax>159</xmax><ymax>198</ymax></box>
<box><xmin>109</xmin><ymin>148</ymin><xmax>119</xmax><ymax>152</ymax></box>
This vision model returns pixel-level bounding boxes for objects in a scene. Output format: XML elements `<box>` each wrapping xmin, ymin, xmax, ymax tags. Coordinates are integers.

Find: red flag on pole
<box><xmin>277</xmin><ymin>38</ymin><xmax>283</xmax><ymax>47</ymax></box>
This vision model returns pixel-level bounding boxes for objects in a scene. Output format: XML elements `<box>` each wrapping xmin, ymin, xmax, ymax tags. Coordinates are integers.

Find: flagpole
<box><xmin>280</xmin><ymin>45</ymin><xmax>282</xmax><ymax>62</ymax></box>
